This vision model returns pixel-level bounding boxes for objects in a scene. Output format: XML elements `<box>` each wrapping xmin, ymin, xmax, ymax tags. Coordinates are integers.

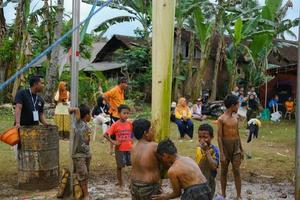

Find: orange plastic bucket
<box><xmin>0</xmin><ymin>127</ymin><xmax>20</xmax><ymax>146</ymax></box>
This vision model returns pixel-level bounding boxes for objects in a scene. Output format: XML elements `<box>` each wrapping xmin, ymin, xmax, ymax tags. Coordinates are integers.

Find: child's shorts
<box><xmin>73</xmin><ymin>157</ymin><xmax>91</xmax><ymax>181</ymax></box>
<box><xmin>115</xmin><ymin>150</ymin><xmax>131</xmax><ymax>168</ymax></box>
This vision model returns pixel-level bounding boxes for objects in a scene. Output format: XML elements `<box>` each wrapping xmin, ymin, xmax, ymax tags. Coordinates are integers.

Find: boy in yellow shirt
<box><xmin>196</xmin><ymin>123</ymin><xmax>220</xmax><ymax>197</ymax></box>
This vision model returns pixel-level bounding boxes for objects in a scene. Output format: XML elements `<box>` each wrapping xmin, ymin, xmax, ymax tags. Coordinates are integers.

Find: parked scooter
<box><xmin>201</xmin><ymin>90</ymin><xmax>226</xmax><ymax>117</ymax></box>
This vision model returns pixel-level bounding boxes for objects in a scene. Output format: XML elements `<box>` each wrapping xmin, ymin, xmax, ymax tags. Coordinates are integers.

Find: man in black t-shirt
<box><xmin>14</xmin><ymin>75</ymin><xmax>48</xmax><ymax>127</ymax></box>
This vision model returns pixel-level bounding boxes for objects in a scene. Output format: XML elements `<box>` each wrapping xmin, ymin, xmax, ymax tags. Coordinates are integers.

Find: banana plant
<box><xmin>172</xmin><ymin>0</ymin><xmax>196</xmax><ymax>100</ymax></box>
<box><xmin>192</xmin><ymin>4</ymin><xmax>214</xmax><ymax>100</ymax></box>
<box><xmin>84</xmin><ymin>0</ymin><xmax>152</xmax><ymax>39</ymax></box>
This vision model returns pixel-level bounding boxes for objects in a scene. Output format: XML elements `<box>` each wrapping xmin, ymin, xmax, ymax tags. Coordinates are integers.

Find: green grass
<box><xmin>0</xmin><ymin>109</ymin><xmax>296</xmax><ymax>186</ymax></box>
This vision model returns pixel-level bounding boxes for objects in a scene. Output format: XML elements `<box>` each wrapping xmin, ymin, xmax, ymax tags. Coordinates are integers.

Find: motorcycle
<box><xmin>201</xmin><ymin>90</ymin><xmax>226</xmax><ymax>117</ymax></box>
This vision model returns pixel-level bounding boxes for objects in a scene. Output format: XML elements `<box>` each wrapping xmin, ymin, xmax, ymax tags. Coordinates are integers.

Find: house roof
<box><xmin>268</xmin><ymin>40</ymin><xmax>298</xmax><ymax>67</ymax></box>
<box><xmin>93</xmin><ymin>35</ymin><xmax>145</xmax><ymax>63</ymax></box>
<box><xmin>31</xmin><ymin>41</ymin><xmax>106</xmax><ymax>69</ymax></box>
<box><xmin>79</xmin><ymin>61</ymin><xmax>124</xmax><ymax>72</ymax></box>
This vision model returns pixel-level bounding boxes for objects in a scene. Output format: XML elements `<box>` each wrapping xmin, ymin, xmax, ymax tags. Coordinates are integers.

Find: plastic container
<box><xmin>0</xmin><ymin>127</ymin><xmax>20</xmax><ymax>146</ymax></box>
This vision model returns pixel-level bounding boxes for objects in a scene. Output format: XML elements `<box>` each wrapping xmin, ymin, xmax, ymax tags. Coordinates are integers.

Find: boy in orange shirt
<box><xmin>104</xmin><ymin>104</ymin><xmax>133</xmax><ymax>187</ymax></box>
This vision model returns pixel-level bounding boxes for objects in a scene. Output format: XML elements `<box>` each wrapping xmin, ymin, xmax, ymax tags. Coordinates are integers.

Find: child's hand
<box><xmin>113</xmin><ymin>140</ymin><xmax>120</xmax><ymax>146</ymax></box>
<box><xmin>200</xmin><ymin>142</ymin><xmax>209</xmax><ymax>151</ymax></box>
<box><xmin>220</xmin><ymin>153</ymin><xmax>226</xmax><ymax>164</ymax></box>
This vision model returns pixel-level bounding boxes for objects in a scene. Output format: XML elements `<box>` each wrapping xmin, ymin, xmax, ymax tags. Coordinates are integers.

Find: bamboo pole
<box><xmin>152</xmin><ymin>0</ymin><xmax>176</xmax><ymax>141</ymax></box>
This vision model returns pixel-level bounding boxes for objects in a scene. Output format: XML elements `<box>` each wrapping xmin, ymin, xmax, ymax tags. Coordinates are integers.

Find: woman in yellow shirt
<box><xmin>175</xmin><ymin>97</ymin><xmax>194</xmax><ymax>141</ymax></box>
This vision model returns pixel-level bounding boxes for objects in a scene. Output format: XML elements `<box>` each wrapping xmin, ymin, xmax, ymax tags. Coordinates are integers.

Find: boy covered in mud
<box><xmin>104</xmin><ymin>104</ymin><xmax>133</xmax><ymax>187</ymax></box>
<box><xmin>130</xmin><ymin>119</ymin><xmax>161</xmax><ymax>200</ymax></box>
<box><xmin>218</xmin><ymin>94</ymin><xmax>243</xmax><ymax>199</ymax></box>
<box><xmin>69</xmin><ymin>104</ymin><xmax>92</xmax><ymax>200</ymax></box>
<box><xmin>196</xmin><ymin>123</ymin><xmax>219</xmax><ymax>197</ymax></box>
<box><xmin>153</xmin><ymin>139</ymin><xmax>212</xmax><ymax>200</ymax></box>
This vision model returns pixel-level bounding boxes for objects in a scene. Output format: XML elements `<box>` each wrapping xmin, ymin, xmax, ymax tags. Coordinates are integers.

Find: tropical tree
<box><xmin>0</xmin><ymin>0</ymin><xmax>5</xmax><ymax>42</ymax></box>
<box><xmin>11</xmin><ymin>0</ymin><xmax>31</xmax><ymax>98</ymax></box>
<box><xmin>192</xmin><ymin>2</ymin><xmax>215</xmax><ymax>100</ymax></box>
<box><xmin>0</xmin><ymin>0</ymin><xmax>6</xmax><ymax>102</ymax></box>
<box><xmin>83</xmin><ymin>0</ymin><xmax>152</xmax><ymax>39</ymax></box>
<box><xmin>44</xmin><ymin>0</ymin><xmax>64</xmax><ymax>103</ymax></box>
<box><xmin>172</xmin><ymin>0</ymin><xmax>195</xmax><ymax>100</ymax></box>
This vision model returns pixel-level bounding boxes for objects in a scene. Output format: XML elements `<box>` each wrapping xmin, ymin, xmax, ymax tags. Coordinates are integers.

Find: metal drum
<box><xmin>18</xmin><ymin>125</ymin><xmax>59</xmax><ymax>190</ymax></box>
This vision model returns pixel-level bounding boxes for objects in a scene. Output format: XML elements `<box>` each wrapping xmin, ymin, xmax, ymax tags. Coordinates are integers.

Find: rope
<box><xmin>0</xmin><ymin>0</ymin><xmax>113</xmax><ymax>92</ymax></box>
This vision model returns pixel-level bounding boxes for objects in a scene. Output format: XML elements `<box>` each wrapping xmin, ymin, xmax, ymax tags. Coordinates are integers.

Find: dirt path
<box><xmin>0</xmin><ymin>176</ymin><xmax>294</xmax><ymax>200</ymax></box>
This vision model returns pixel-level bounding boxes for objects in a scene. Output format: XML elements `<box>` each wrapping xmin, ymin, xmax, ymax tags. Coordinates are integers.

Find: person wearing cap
<box><xmin>103</xmin><ymin>77</ymin><xmax>128</xmax><ymax>123</ymax></box>
<box><xmin>192</xmin><ymin>98</ymin><xmax>207</xmax><ymax>121</ymax></box>
<box><xmin>14</xmin><ymin>75</ymin><xmax>48</xmax><ymax>128</ymax></box>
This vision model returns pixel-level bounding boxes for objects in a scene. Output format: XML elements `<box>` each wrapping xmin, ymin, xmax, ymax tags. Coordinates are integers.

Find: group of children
<box><xmin>68</xmin><ymin>93</ymin><xmax>243</xmax><ymax>200</ymax></box>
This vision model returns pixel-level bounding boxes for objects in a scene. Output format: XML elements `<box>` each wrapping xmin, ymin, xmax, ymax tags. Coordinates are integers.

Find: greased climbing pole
<box><xmin>151</xmin><ymin>0</ymin><xmax>176</xmax><ymax>141</ymax></box>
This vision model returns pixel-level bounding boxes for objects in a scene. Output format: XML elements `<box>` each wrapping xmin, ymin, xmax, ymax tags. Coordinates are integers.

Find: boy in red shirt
<box><xmin>104</xmin><ymin>104</ymin><xmax>133</xmax><ymax>187</ymax></box>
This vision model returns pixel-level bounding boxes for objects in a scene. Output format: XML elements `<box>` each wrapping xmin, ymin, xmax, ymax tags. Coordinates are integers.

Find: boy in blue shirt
<box><xmin>196</xmin><ymin>123</ymin><xmax>220</xmax><ymax>197</ymax></box>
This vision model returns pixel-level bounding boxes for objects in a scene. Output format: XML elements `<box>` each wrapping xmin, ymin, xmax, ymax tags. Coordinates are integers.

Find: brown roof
<box><xmin>268</xmin><ymin>39</ymin><xmax>298</xmax><ymax>67</ymax></box>
<box><xmin>93</xmin><ymin>35</ymin><xmax>144</xmax><ymax>62</ymax></box>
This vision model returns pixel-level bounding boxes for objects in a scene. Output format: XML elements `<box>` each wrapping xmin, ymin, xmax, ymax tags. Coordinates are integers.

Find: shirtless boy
<box><xmin>153</xmin><ymin>139</ymin><xmax>211</xmax><ymax>200</ymax></box>
<box><xmin>130</xmin><ymin>119</ymin><xmax>161</xmax><ymax>200</ymax></box>
<box><xmin>218</xmin><ymin>94</ymin><xmax>243</xmax><ymax>199</ymax></box>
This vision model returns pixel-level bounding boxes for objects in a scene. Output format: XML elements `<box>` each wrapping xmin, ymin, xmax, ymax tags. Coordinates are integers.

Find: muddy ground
<box><xmin>0</xmin><ymin>171</ymin><xmax>295</xmax><ymax>200</ymax></box>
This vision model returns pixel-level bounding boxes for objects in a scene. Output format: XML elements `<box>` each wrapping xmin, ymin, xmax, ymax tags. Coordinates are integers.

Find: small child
<box><xmin>69</xmin><ymin>104</ymin><xmax>92</xmax><ymax>200</ymax></box>
<box><xmin>218</xmin><ymin>94</ymin><xmax>243</xmax><ymax>199</ymax></box>
<box><xmin>104</xmin><ymin>104</ymin><xmax>133</xmax><ymax>187</ymax></box>
<box><xmin>245</xmin><ymin>118</ymin><xmax>261</xmax><ymax>159</ymax></box>
<box><xmin>196</xmin><ymin>123</ymin><xmax>220</xmax><ymax>197</ymax></box>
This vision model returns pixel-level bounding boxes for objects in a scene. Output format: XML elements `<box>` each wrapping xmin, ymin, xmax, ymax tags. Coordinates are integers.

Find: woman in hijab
<box><xmin>54</xmin><ymin>81</ymin><xmax>70</xmax><ymax>103</ymax></box>
<box><xmin>175</xmin><ymin>97</ymin><xmax>194</xmax><ymax>141</ymax></box>
<box><xmin>54</xmin><ymin>81</ymin><xmax>70</xmax><ymax>139</ymax></box>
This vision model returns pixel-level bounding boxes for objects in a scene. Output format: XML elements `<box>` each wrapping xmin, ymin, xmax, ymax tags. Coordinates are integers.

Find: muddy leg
<box><xmin>80</xmin><ymin>180</ymin><xmax>89</xmax><ymax>200</ymax></box>
<box><xmin>232</xmin><ymin>159</ymin><xmax>242</xmax><ymax>199</ymax></box>
<box><xmin>221</xmin><ymin>161</ymin><xmax>229</xmax><ymax>198</ymax></box>
<box><xmin>117</xmin><ymin>167</ymin><xmax>123</xmax><ymax>186</ymax></box>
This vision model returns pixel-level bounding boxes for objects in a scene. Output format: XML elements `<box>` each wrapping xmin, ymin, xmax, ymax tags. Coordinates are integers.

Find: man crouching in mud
<box><xmin>130</xmin><ymin>119</ymin><xmax>162</xmax><ymax>199</ymax></box>
<box><xmin>152</xmin><ymin>139</ymin><xmax>212</xmax><ymax>200</ymax></box>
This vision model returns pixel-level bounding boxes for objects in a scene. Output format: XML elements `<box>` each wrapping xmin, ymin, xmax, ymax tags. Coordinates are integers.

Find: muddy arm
<box><xmin>68</xmin><ymin>107</ymin><xmax>81</xmax><ymax>121</ymax></box>
<box><xmin>205</xmin><ymin>151</ymin><xmax>218</xmax><ymax>170</ymax></box>
<box><xmin>217</xmin><ymin>118</ymin><xmax>225</xmax><ymax>162</ymax></box>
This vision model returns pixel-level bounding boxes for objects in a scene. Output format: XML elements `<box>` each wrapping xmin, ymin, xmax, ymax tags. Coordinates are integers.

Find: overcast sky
<box><xmin>3</xmin><ymin>0</ymin><xmax>300</xmax><ymax>40</ymax></box>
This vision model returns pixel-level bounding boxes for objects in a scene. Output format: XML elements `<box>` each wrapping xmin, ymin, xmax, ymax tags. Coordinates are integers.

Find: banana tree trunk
<box><xmin>185</xmin><ymin>32</ymin><xmax>195</xmax><ymax>98</ymax></box>
<box><xmin>192</xmin><ymin>42</ymin><xmax>211</xmax><ymax>100</ymax></box>
<box><xmin>44</xmin><ymin>0</ymin><xmax>64</xmax><ymax>103</ymax></box>
<box><xmin>0</xmin><ymin>0</ymin><xmax>6</xmax><ymax>102</ymax></box>
<box><xmin>0</xmin><ymin>0</ymin><xmax>6</xmax><ymax>42</ymax></box>
<box><xmin>152</xmin><ymin>0</ymin><xmax>175</xmax><ymax>141</ymax></box>
<box><xmin>11</xmin><ymin>0</ymin><xmax>29</xmax><ymax>99</ymax></box>
<box><xmin>173</xmin><ymin>28</ymin><xmax>182</xmax><ymax>101</ymax></box>
<box><xmin>210</xmin><ymin>35</ymin><xmax>224</xmax><ymax>101</ymax></box>
<box><xmin>229</xmin><ymin>46</ymin><xmax>237</xmax><ymax>91</ymax></box>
